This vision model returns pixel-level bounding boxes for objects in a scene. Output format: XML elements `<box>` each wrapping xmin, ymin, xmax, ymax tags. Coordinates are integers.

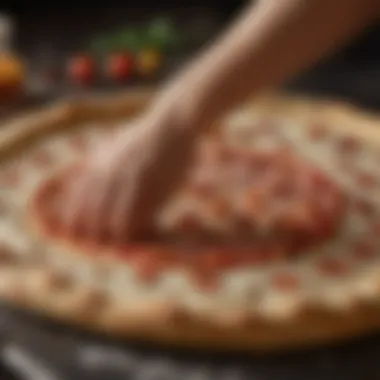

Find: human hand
<box><xmin>59</xmin><ymin>107</ymin><xmax>199</xmax><ymax>244</ymax></box>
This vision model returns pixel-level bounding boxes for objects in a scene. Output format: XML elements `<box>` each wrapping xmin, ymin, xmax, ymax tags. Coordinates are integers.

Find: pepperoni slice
<box><xmin>218</xmin><ymin>145</ymin><xmax>238</xmax><ymax>165</ymax></box>
<box><xmin>190</xmin><ymin>178</ymin><xmax>214</xmax><ymax>199</ymax></box>
<box><xmin>197</xmin><ymin>249</ymin><xmax>236</xmax><ymax>271</ymax></box>
<box><xmin>309</xmin><ymin>124</ymin><xmax>328</xmax><ymax>141</ymax></box>
<box><xmin>352</xmin><ymin>241</ymin><xmax>375</xmax><ymax>261</ymax></box>
<box><xmin>193</xmin><ymin>271</ymin><xmax>219</xmax><ymax>292</ymax></box>
<box><xmin>131</xmin><ymin>250</ymin><xmax>163</xmax><ymax>283</ymax></box>
<box><xmin>354</xmin><ymin>198</ymin><xmax>376</xmax><ymax>219</ymax></box>
<box><xmin>175</xmin><ymin>213</ymin><xmax>203</xmax><ymax>235</ymax></box>
<box><xmin>357</xmin><ymin>172</ymin><xmax>377</xmax><ymax>189</ymax></box>
<box><xmin>274</xmin><ymin>202</ymin><xmax>313</xmax><ymax>235</ymax></box>
<box><xmin>114</xmin><ymin>245</ymin><xmax>140</xmax><ymax>260</ymax></box>
<box><xmin>318</xmin><ymin>257</ymin><xmax>347</xmax><ymax>277</ymax></box>
<box><xmin>266</xmin><ymin>243</ymin><xmax>289</xmax><ymax>261</ymax></box>
<box><xmin>242</xmin><ymin>189</ymin><xmax>266</xmax><ymax>216</ymax></box>
<box><xmin>271</xmin><ymin>272</ymin><xmax>299</xmax><ymax>291</ymax></box>
<box><xmin>337</xmin><ymin>135</ymin><xmax>361</xmax><ymax>155</ymax></box>
<box><xmin>271</xmin><ymin>175</ymin><xmax>298</xmax><ymax>200</ymax></box>
<box><xmin>208</xmin><ymin>197</ymin><xmax>231</xmax><ymax>220</ymax></box>
<box><xmin>0</xmin><ymin>245</ymin><xmax>18</xmax><ymax>264</ymax></box>
<box><xmin>248</xmin><ymin>151</ymin><xmax>274</xmax><ymax>175</ymax></box>
<box><xmin>234</xmin><ymin>246</ymin><xmax>265</xmax><ymax>265</ymax></box>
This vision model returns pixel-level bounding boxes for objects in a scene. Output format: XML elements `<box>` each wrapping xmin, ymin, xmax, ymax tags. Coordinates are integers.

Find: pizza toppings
<box><xmin>337</xmin><ymin>135</ymin><xmax>361</xmax><ymax>156</ymax></box>
<box><xmin>352</xmin><ymin>241</ymin><xmax>376</xmax><ymax>261</ymax></box>
<box><xmin>31</xmin><ymin>138</ymin><xmax>348</xmax><ymax>284</ymax></box>
<box><xmin>174</xmin><ymin>213</ymin><xmax>203</xmax><ymax>235</ymax></box>
<box><xmin>309</xmin><ymin>124</ymin><xmax>328</xmax><ymax>141</ymax></box>
<box><xmin>131</xmin><ymin>251</ymin><xmax>162</xmax><ymax>283</ymax></box>
<box><xmin>75</xmin><ymin>289</ymin><xmax>109</xmax><ymax>318</ymax></box>
<box><xmin>191</xmin><ymin>251</ymin><xmax>224</xmax><ymax>291</ymax></box>
<box><xmin>44</xmin><ymin>270</ymin><xmax>74</xmax><ymax>291</ymax></box>
<box><xmin>271</xmin><ymin>272</ymin><xmax>299</xmax><ymax>291</ymax></box>
<box><xmin>353</xmin><ymin>197</ymin><xmax>376</xmax><ymax>219</ymax></box>
<box><xmin>208</xmin><ymin>197</ymin><xmax>231</xmax><ymax>219</ymax></box>
<box><xmin>5</xmin><ymin>91</ymin><xmax>380</xmax><ymax>351</ymax></box>
<box><xmin>0</xmin><ymin>245</ymin><xmax>18</xmax><ymax>264</ymax></box>
<box><xmin>356</xmin><ymin>172</ymin><xmax>377</xmax><ymax>189</ymax></box>
<box><xmin>192</xmin><ymin>269</ymin><xmax>220</xmax><ymax>292</ymax></box>
<box><xmin>317</xmin><ymin>257</ymin><xmax>348</xmax><ymax>277</ymax></box>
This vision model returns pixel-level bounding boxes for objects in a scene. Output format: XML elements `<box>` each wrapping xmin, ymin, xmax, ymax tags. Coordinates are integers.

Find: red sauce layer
<box><xmin>30</xmin><ymin>143</ymin><xmax>348</xmax><ymax>281</ymax></box>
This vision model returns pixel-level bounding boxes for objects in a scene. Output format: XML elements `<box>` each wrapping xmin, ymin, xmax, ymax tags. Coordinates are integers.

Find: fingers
<box><xmin>109</xmin><ymin>165</ymin><xmax>166</xmax><ymax>243</ymax></box>
<box><xmin>80</xmin><ymin>171</ymin><xmax>108</xmax><ymax>242</ymax></box>
<box><xmin>61</xmin><ymin>167</ymin><xmax>88</xmax><ymax>239</ymax></box>
<box><xmin>57</xmin><ymin>123</ymin><xmax>181</xmax><ymax>246</ymax></box>
<box><xmin>109</xmin><ymin>172</ymin><xmax>136</xmax><ymax>243</ymax></box>
<box><xmin>62</xmin><ymin>169</ymin><xmax>109</xmax><ymax>244</ymax></box>
<box><xmin>61</xmin><ymin>158</ymin><xmax>127</xmax><ymax>245</ymax></box>
<box><xmin>107</xmin><ymin>130</ymin><xmax>156</xmax><ymax>243</ymax></box>
<box><xmin>84</xmin><ymin>164</ymin><xmax>124</xmax><ymax>244</ymax></box>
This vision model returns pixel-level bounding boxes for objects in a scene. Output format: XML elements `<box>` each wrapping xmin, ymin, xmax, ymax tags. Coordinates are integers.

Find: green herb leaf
<box><xmin>146</xmin><ymin>17</ymin><xmax>180</xmax><ymax>49</ymax></box>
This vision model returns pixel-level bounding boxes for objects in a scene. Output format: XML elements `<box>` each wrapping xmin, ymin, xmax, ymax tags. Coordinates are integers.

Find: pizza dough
<box><xmin>31</xmin><ymin>140</ymin><xmax>347</xmax><ymax>286</ymax></box>
<box><xmin>1</xmin><ymin>90</ymin><xmax>380</xmax><ymax>351</ymax></box>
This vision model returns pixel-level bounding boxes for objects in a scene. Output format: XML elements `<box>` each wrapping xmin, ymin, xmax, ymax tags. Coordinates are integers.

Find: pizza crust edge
<box><xmin>2</xmin><ymin>89</ymin><xmax>380</xmax><ymax>351</ymax></box>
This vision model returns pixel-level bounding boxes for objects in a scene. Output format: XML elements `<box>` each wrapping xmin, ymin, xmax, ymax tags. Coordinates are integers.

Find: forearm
<box><xmin>156</xmin><ymin>0</ymin><xmax>378</xmax><ymax>129</ymax></box>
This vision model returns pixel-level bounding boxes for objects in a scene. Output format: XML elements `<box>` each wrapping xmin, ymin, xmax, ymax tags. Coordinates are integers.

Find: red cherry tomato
<box><xmin>107</xmin><ymin>53</ymin><xmax>133</xmax><ymax>82</ymax></box>
<box><xmin>68</xmin><ymin>55</ymin><xmax>95</xmax><ymax>85</ymax></box>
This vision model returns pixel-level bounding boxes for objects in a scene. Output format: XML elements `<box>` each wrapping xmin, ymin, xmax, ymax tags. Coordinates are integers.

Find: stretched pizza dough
<box><xmin>1</xmin><ymin>89</ymin><xmax>380</xmax><ymax>351</ymax></box>
<box><xmin>30</xmin><ymin>139</ymin><xmax>347</xmax><ymax>265</ymax></box>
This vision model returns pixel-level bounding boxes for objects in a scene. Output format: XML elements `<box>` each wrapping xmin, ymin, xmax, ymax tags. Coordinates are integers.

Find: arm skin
<box><xmin>63</xmin><ymin>0</ymin><xmax>379</xmax><ymax>241</ymax></box>
<box><xmin>152</xmin><ymin>0</ymin><xmax>380</xmax><ymax>130</ymax></box>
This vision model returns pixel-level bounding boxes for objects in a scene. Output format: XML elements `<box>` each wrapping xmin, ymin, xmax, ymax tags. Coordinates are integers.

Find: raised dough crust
<box><xmin>2</xmin><ymin>89</ymin><xmax>380</xmax><ymax>352</ymax></box>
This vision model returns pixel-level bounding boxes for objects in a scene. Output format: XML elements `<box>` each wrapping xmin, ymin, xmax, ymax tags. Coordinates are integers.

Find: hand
<box><xmin>60</xmin><ymin>108</ymin><xmax>199</xmax><ymax>244</ymax></box>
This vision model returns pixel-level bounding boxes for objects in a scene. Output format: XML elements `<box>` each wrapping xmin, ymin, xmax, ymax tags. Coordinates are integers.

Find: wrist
<box><xmin>143</xmin><ymin>88</ymin><xmax>207</xmax><ymax>137</ymax></box>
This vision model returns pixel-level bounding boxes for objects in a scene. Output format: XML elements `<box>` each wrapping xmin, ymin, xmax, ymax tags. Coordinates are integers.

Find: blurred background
<box><xmin>1</xmin><ymin>0</ymin><xmax>380</xmax><ymax>110</ymax></box>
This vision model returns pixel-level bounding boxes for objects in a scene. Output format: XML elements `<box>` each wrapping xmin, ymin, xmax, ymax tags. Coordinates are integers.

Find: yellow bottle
<box><xmin>136</xmin><ymin>49</ymin><xmax>161</xmax><ymax>77</ymax></box>
<box><xmin>0</xmin><ymin>14</ymin><xmax>24</xmax><ymax>101</ymax></box>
